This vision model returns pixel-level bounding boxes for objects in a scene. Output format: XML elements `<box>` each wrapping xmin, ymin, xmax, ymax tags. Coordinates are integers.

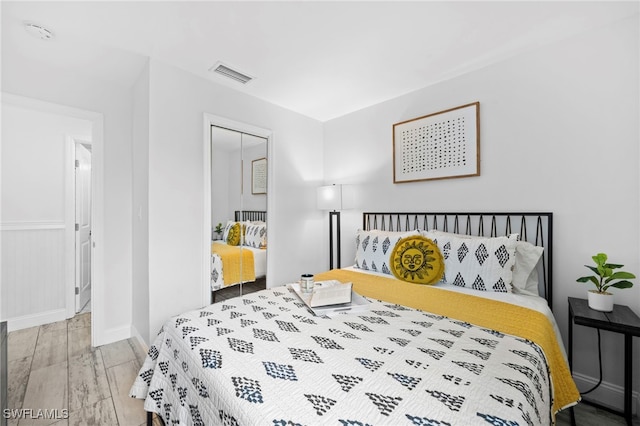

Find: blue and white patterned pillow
<box><xmin>423</xmin><ymin>230</ymin><xmax>542</xmax><ymax>295</ymax></box>
<box><xmin>354</xmin><ymin>229</ymin><xmax>420</xmax><ymax>275</ymax></box>
<box><xmin>244</xmin><ymin>223</ymin><xmax>267</xmax><ymax>248</ymax></box>
<box><xmin>422</xmin><ymin>231</ymin><xmax>518</xmax><ymax>292</ymax></box>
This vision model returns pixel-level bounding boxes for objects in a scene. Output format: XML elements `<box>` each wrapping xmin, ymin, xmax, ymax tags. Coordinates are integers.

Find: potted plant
<box><xmin>214</xmin><ymin>222</ymin><xmax>223</xmax><ymax>240</ymax></box>
<box><xmin>576</xmin><ymin>253</ymin><xmax>635</xmax><ymax>312</ymax></box>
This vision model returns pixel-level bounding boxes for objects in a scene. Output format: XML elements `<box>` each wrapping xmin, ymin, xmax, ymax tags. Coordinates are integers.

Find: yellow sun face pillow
<box><xmin>390</xmin><ymin>235</ymin><xmax>444</xmax><ymax>285</ymax></box>
<box><xmin>226</xmin><ymin>222</ymin><xmax>242</xmax><ymax>246</ymax></box>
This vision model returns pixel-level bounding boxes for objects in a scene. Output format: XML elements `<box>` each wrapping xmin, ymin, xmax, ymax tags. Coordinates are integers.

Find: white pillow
<box><xmin>244</xmin><ymin>223</ymin><xmax>267</xmax><ymax>248</ymax></box>
<box><xmin>422</xmin><ymin>230</ymin><xmax>518</xmax><ymax>292</ymax></box>
<box><xmin>424</xmin><ymin>230</ymin><xmax>543</xmax><ymax>295</ymax></box>
<box><xmin>354</xmin><ymin>229</ymin><xmax>420</xmax><ymax>275</ymax></box>
<box><xmin>512</xmin><ymin>241</ymin><xmax>544</xmax><ymax>296</ymax></box>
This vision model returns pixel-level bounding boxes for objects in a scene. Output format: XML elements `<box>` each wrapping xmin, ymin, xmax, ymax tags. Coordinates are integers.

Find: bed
<box><xmin>132</xmin><ymin>211</ymin><xmax>580</xmax><ymax>425</ymax></box>
<box><xmin>210</xmin><ymin>210</ymin><xmax>267</xmax><ymax>301</ymax></box>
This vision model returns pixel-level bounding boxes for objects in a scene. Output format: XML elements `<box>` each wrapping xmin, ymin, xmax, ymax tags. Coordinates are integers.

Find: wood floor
<box><xmin>6</xmin><ymin>313</ymin><xmax>157</xmax><ymax>426</ymax></box>
<box><xmin>7</xmin><ymin>279</ymin><xmax>638</xmax><ymax>426</ymax></box>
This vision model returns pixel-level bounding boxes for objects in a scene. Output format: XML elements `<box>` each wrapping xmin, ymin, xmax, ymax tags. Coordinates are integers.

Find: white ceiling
<box><xmin>2</xmin><ymin>1</ymin><xmax>638</xmax><ymax>122</ymax></box>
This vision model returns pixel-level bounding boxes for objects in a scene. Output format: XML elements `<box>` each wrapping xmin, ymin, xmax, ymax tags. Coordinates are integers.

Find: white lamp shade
<box><xmin>317</xmin><ymin>184</ymin><xmax>342</xmax><ymax>210</ymax></box>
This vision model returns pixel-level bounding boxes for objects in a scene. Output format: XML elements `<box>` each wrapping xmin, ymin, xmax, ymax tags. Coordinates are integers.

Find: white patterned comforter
<box><xmin>130</xmin><ymin>287</ymin><xmax>552</xmax><ymax>425</ymax></box>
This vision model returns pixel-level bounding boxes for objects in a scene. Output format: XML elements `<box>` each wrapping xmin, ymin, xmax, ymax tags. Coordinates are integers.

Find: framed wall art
<box><xmin>251</xmin><ymin>157</ymin><xmax>267</xmax><ymax>194</ymax></box>
<box><xmin>393</xmin><ymin>102</ymin><xmax>480</xmax><ymax>183</ymax></box>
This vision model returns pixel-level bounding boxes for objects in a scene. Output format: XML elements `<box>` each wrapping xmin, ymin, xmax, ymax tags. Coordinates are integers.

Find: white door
<box><xmin>75</xmin><ymin>143</ymin><xmax>92</xmax><ymax>313</ymax></box>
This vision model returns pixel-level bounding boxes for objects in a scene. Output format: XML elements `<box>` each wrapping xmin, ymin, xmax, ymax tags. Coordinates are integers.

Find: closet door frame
<box><xmin>202</xmin><ymin>113</ymin><xmax>273</xmax><ymax>306</ymax></box>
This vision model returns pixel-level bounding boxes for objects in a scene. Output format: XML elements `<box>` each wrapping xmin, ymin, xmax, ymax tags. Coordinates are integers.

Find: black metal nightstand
<box><xmin>568</xmin><ymin>297</ymin><xmax>640</xmax><ymax>426</ymax></box>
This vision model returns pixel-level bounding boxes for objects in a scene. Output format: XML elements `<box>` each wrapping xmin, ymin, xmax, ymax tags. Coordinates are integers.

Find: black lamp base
<box><xmin>329</xmin><ymin>211</ymin><xmax>341</xmax><ymax>270</ymax></box>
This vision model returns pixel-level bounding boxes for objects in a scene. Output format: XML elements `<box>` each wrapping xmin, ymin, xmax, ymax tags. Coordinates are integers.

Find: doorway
<box><xmin>74</xmin><ymin>141</ymin><xmax>92</xmax><ymax>313</ymax></box>
<box><xmin>1</xmin><ymin>93</ymin><xmax>104</xmax><ymax>346</ymax></box>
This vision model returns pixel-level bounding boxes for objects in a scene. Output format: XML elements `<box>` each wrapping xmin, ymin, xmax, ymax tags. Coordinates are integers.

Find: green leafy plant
<box><xmin>214</xmin><ymin>222</ymin><xmax>223</xmax><ymax>235</ymax></box>
<box><xmin>577</xmin><ymin>253</ymin><xmax>635</xmax><ymax>293</ymax></box>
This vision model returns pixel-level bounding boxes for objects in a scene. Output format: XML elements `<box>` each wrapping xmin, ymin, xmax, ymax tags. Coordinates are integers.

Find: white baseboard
<box><xmin>573</xmin><ymin>372</ymin><xmax>639</xmax><ymax>415</ymax></box>
<box><xmin>130</xmin><ymin>325</ymin><xmax>149</xmax><ymax>353</ymax></box>
<box><xmin>95</xmin><ymin>325</ymin><xmax>131</xmax><ymax>347</ymax></box>
<box><xmin>6</xmin><ymin>309</ymin><xmax>67</xmax><ymax>332</ymax></box>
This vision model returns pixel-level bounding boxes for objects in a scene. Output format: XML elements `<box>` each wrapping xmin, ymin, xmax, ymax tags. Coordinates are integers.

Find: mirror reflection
<box><xmin>210</xmin><ymin>126</ymin><xmax>267</xmax><ymax>302</ymax></box>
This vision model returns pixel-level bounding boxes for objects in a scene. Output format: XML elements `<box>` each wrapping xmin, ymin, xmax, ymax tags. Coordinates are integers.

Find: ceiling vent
<box><xmin>209</xmin><ymin>62</ymin><xmax>254</xmax><ymax>84</ymax></box>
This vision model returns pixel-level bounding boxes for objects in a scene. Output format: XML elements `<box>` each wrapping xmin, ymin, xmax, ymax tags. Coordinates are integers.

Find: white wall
<box><xmin>2</xmin><ymin>54</ymin><xmax>135</xmax><ymax>346</ymax></box>
<box><xmin>2</xmin><ymin>105</ymin><xmax>91</xmax><ymax>222</ymax></box>
<box><xmin>241</xmin><ymin>143</ymin><xmax>268</xmax><ymax>212</ymax></box>
<box><xmin>1</xmin><ymin>104</ymin><xmax>91</xmax><ymax>327</ymax></box>
<box><xmin>323</xmin><ymin>16</ymin><xmax>640</xmax><ymax>411</ymax></box>
<box><xmin>214</xmin><ymin>142</ymin><xmax>267</xmax><ymax>226</ymax></box>
<box><xmin>137</xmin><ymin>59</ymin><xmax>325</xmax><ymax>342</ymax></box>
<box><xmin>211</xmin><ymin>146</ymin><xmax>232</xmax><ymax>230</ymax></box>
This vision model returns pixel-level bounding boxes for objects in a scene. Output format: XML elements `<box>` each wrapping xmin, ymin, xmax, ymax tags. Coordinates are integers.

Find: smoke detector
<box><xmin>23</xmin><ymin>22</ymin><xmax>54</xmax><ymax>40</ymax></box>
<box><xmin>209</xmin><ymin>62</ymin><xmax>254</xmax><ymax>84</ymax></box>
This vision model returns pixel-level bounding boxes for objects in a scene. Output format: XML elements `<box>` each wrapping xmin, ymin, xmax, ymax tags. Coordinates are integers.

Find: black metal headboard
<box><xmin>362</xmin><ymin>212</ymin><xmax>553</xmax><ymax>308</ymax></box>
<box><xmin>235</xmin><ymin>210</ymin><xmax>267</xmax><ymax>222</ymax></box>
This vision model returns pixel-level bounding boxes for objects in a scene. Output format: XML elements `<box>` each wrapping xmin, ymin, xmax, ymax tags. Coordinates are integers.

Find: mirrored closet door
<box><xmin>210</xmin><ymin>125</ymin><xmax>267</xmax><ymax>302</ymax></box>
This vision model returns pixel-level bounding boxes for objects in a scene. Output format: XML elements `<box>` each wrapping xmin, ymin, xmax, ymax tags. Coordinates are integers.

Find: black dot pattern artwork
<box><xmin>400</xmin><ymin>117</ymin><xmax>468</xmax><ymax>174</ymax></box>
<box><xmin>393</xmin><ymin>103</ymin><xmax>479</xmax><ymax>182</ymax></box>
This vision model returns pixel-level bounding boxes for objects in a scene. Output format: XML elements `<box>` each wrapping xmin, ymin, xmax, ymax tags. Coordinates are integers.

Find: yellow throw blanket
<box><xmin>315</xmin><ymin>269</ymin><xmax>580</xmax><ymax>417</ymax></box>
<box><xmin>211</xmin><ymin>243</ymin><xmax>255</xmax><ymax>286</ymax></box>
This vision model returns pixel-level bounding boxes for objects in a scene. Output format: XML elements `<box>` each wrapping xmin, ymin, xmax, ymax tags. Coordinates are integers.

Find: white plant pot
<box><xmin>587</xmin><ymin>290</ymin><xmax>614</xmax><ymax>312</ymax></box>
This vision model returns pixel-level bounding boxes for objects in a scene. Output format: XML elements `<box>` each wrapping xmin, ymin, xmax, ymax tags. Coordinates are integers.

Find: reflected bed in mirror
<box><xmin>211</xmin><ymin>210</ymin><xmax>267</xmax><ymax>302</ymax></box>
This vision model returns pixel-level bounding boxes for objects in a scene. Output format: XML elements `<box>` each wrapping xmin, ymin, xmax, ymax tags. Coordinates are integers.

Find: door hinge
<box><xmin>75</xmin><ymin>223</ymin><xmax>79</xmax><ymax>231</ymax></box>
<box><xmin>75</xmin><ymin>287</ymin><xmax>79</xmax><ymax>295</ymax></box>
<box><xmin>75</xmin><ymin>160</ymin><xmax>80</xmax><ymax>168</ymax></box>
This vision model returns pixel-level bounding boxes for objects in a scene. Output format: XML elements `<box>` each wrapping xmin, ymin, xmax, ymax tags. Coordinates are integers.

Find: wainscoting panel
<box><xmin>1</xmin><ymin>223</ymin><xmax>66</xmax><ymax>326</ymax></box>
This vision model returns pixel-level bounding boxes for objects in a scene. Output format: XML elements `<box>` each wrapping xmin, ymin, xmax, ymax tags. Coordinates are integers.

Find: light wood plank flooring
<box><xmin>7</xmin><ymin>280</ymin><xmax>638</xmax><ymax>426</ymax></box>
<box><xmin>7</xmin><ymin>313</ymin><xmax>156</xmax><ymax>426</ymax></box>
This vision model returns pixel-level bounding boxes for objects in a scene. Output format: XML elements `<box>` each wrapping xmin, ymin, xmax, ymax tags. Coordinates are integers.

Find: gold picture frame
<box><xmin>393</xmin><ymin>102</ymin><xmax>480</xmax><ymax>183</ymax></box>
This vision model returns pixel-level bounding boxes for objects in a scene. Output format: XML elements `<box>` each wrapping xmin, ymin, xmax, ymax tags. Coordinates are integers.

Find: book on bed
<box><xmin>310</xmin><ymin>280</ymin><xmax>352</xmax><ymax>307</ymax></box>
<box><xmin>289</xmin><ymin>280</ymin><xmax>370</xmax><ymax>316</ymax></box>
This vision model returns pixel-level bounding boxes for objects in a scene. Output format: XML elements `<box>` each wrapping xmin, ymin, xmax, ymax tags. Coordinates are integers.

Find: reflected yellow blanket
<box><xmin>212</xmin><ymin>243</ymin><xmax>255</xmax><ymax>286</ymax></box>
<box><xmin>315</xmin><ymin>269</ymin><xmax>580</xmax><ymax>416</ymax></box>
